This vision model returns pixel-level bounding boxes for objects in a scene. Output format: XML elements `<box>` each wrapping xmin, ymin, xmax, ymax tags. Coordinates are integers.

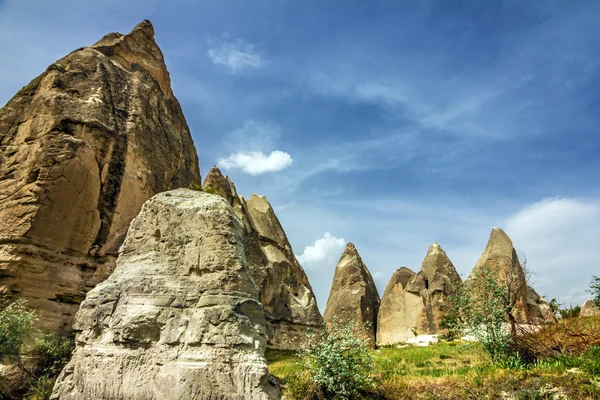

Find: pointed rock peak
<box><xmin>421</xmin><ymin>242</ymin><xmax>461</xmax><ymax>284</ymax></box>
<box><xmin>488</xmin><ymin>227</ymin><xmax>513</xmax><ymax>246</ymax></box>
<box><xmin>344</xmin><ymin>242</ymin><xmax>358</xmax><ymax>255</ymax></box>
<box><xmin>203</xmin><ymin>166</ymin><xmax>238</xmax><ymax>203</ymax></box>
<box><xmin>131</xmin><ymin>19</ymin><xmax>155</xmax><ymax>36</ymax></box>
<box><xmin>247</xmin><ymin>194</ymin><xmax>271</xmax><ymax>213</ymax></box>
<box><xmin>390</xmin><ymin>267</ymin><xmax>417</xmax><ymax>290</ymax></box>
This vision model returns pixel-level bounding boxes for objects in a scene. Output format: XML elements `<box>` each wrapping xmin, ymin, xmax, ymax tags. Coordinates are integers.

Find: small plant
<box><xmin>203</xmin><ymin>186</ymin><xmax>217</xmax><ymax>194</ymax></box>
<box><xmin>187</xmin><ymin>182</ymin><xmax>202</xmax><ymax>191</ymax></box>
<box><xmin>297</xmin><ymin>321</ymin><xmax>374</xmax><ymax>400</ymax></box>
<box><xmin>558</xmin><ymin>305</ymin><xmax>581</xmax><ymax>319</ymax></box>
<box><xmin>587</xmin><ymin>275</ymin><xmax>600</xmax><ymax>308</ymax></box>
<box><xmin>0</xmin><ymin>296</ymin><xmax>37</xmax><ymax>364</ymax></box>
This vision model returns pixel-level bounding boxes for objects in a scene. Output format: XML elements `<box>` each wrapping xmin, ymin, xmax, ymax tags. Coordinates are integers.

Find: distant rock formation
<box><xmin>377</xmin><ymin>243</ymin><xmax>461</xmax><ymax>345</ymax></box>
<box><xmin>0</xmin><ymin>20</ymin><xmax>200</xmax><ymax>334</ymax></box>
<box><xmin>468</xmin><ymin>228</ymin><xmax>529</xmax><ymax>323</ymax></box>
<box><xmin>324</xmin><ymin>243</ymin><xmax>380</xmax><ymax>345</ymax></box>
<box><xmin>51</xmin><ymin>189</ymin><xmax>278</xmax><ymax>400</ymax></box>
<box><xmin>202</xmin><ymin>166</ymin><xmax>323</xmax><ymax>349</ymax></box>
<box><xmin>526</xmin><ymin>286</ymin><xmax>556</xmax><ymax>323</ymax></box>
<box><xmin>581</xmin><ymin>299</ymin><xmax>600</xmax><ymax>317</ymax></box>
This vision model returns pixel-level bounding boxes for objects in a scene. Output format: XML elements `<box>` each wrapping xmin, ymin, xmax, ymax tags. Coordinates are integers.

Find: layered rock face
<box><xmin>581</xmin><ymin>299</ymin><xmax>600</xmax><ymax>317</ymax></box>
<box><xmin>324</xmin><ymin>243</ymin><xmax>380</xmax><ymax>344</ymax></box>
<box><xmin>51</xmin><ymin>189</ymin><xmax>278</xmax><ymax>400</ymax></box>
<box><xmin>468</xmin><ymin>228</ymin><xmax>529</xmax><ymax>323</ymax></box>
<box><xmin>203</xmin><ymin>166</ymin><xmax>323</xmax><ymax>349</ymax></box>
<box><xmin>0</xmin><ymin>21</ymin><xmax>200</xmax><ymax>334</ymax></box>
<box><xmin>377</xmin><ymin>243</ymin><xmax>462</xmax><ymax>345</ymax></box>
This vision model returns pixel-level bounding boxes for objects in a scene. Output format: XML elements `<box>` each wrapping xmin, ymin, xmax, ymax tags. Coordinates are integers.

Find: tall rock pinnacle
<box><xmin>202</xmin><ymin>166</ymin><xmax>323</xmax><ymax>349</ymax></box>
<box><xmin>0</xmin><ymin>20</ymin><xmax>201</xmax><ymax>334</ymax></box>
<box><xmin>324</xmin><ymin>243</ymin><xmax>380</xmax><ymax>345</ymax></box>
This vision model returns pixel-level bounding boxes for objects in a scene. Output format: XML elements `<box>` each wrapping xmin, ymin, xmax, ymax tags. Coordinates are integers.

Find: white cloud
<box><xmin>296</xmin><ymin>232</ymin><xmax>346</xmax><ymax>266</ymax></box>
<box><xmin>206</xmin><ymin>37</ymin><xmax>265</xmax><ymax>73</ymax></box>
<box><xmin>218</xmin><ymin>150</ymin><xmax>293</xmax><ymax>175</ymax></box>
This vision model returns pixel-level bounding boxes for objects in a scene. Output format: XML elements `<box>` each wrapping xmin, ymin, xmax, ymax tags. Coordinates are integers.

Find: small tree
<box><xmin>588</xmin><ymin>275</ymin><xmax>600</xmax><ymax>308</ymax></box>
<box><xmin>297</xmin><ymin>321</ymin><xmax>374</xmax><ymax>400</ymax></box>
<box><xmin>0</xmin><ymin>297</ymin><xmax>37</xmax><ymax>368</ymax></box>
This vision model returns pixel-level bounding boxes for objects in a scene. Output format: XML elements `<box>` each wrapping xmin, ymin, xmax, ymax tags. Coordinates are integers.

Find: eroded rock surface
<box><xmin>203</xmin><ymin>166</ymin><xmax>323</xmax><ymax>349</ymax></box>
<box><xmin>377</xmin><ymin>244</ymin><xmax>461</xmax><ymax>345</ymax></box>
<box><xmin>526</xmin><ymin>286</ymin><xmax>556</xmax><ymax>323</ymax></box>
<box><xmin>468</xmin><ymin>228</ymin><xmax>529</xmax><ymax>323</ymax></box>
<box><xmin>0</xmin><ymin>20</ymin><xmax>200</xmax><ymax>334</ymax></box>
<box><xmin>324</xmin><ymin>243</ymin><xmax>380</xmax><ymax>345</ymax></box>
<box><xmin>581</xmin><ymin>299</ymin><xmax>600</xmax><ymax>317</ymax></box>
<box><xmin>51</xmin><ymin>189</ymin><xmax>278</xmax><ymax>400</ymax></box>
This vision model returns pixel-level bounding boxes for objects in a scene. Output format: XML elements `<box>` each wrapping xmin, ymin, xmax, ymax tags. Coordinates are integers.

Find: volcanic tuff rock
<box><xmin>468</xmin><ymin>228</ymin><xmax>529</xmax><ymax>323</ymax></box>
<box><xmin>526</xmin><ymin>286</ymin><xmax>556</xmax><ymax>323</ymax></box>
<box><xmin>324</xmin><ymin>243</ymin><xmax>380</xmax><ymax>344</ymax></box>
<box><xmin>581</xmin><ymin>299</ymin><xmax>600</xmax><ymax>317</ymax></box>
<box><xmin>51</xmin><ymin>189</ymin><xmax>278</xmax><ymax>400</ymax></box>
<box><xmin>203</xmin><ymin>166</ymin><xmax>323</xmax><ymax>349</ymax></box>
<box><xmin>377</xmin><ymin>243</ymin><xmax>462</xmax><ymax>345</ymax></box>
<box><xmin>0</xmin><ymin>20</ymin><xmax>200</xmax><ymax>334</ymax></box>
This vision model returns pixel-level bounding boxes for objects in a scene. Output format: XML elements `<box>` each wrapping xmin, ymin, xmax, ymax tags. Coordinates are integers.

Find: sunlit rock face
<box><xmin>203</xmin><ymin>166</ymin><xmax>323</xmax><ymax>349</ymax></box>
<box><xmin>51</xmin><ymin>189</ymin><xmax>279</xmax><ymax>400</ymax></box>
<box><xmin>0</xmin><ymin>20</ymin><xmax>200</xmax><ymax>334</ymax></box>
<box><xmin>324</xmin><ymin>243</ymin><xmax>380</xmax><ymax>345</ymax></box>
<box><xmin>581</xmin><ymin>299</ymin><xmax>600</xmax><ymax>317</ymax></box>
<box><xmin>377</xmin><ymin>243</ymin><xmax>462</xmax><ymax>345</ymax></box>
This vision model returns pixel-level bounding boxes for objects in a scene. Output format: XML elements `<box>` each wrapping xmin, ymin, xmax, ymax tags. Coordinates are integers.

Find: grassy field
<box><xmin>267</xmin><ymin>341</ymin><xmax>600</xmax><ymax>399</ymax></box>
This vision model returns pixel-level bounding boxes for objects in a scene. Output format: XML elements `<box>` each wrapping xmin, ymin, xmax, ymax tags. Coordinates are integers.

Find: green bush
<box><xmin>588</xmin><ymin>275</ymin><xmax>600</xmax><ymax>308</ymax></box>
<box><xmin>187</xmin><ymin>182</ymin><xmax>203</xmax><ymax>191</ymax></box>
<box><xmin>34</xmin><ymin>333</ymin><xmax>74</xmax><ymax>378</ymax></box>
<box><xmin>297</xmin><ymin>322</ymin><xmax>374</xmax><ymax>400</ymax></box>
<box><xmin>0</xmin><ymin>296</ymin><xmax>37</xmax><ymax>362</ymax></box>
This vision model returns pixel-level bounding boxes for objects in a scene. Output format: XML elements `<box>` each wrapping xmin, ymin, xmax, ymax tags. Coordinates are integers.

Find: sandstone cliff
<box><xmin>468</xmin><ymin>228</ymin><xmax>529</xmax><ymax>324</ymax></box>
<box><xmin>377</xmin><ymin>243</ymin><xmax>461</xmax><ymax>345</ymax></box>
<box><xmin>0</xmin><ymin>21</ymin><xmax>200</xmax><ymax>334</ymax></box>
<box><xmin>203</xmin><ymin>166</ymin><xmax>323</xmax><ymax>349</ymax></box>
<box><xmin>51</xmin><ymin>189</ymin><xmax>278</xmax><ymax>400</ymax></box>
<box><xmin>324</xmin><ymin>243</ymin><xmax>380</xmax><ymax>345</ymax></box>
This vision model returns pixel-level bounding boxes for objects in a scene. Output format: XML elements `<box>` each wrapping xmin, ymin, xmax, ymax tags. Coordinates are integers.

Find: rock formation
<box><xmin>468</xmin><ymin>227</ymin><xmax>529</xmax><ymax>323</ymax></box>
<box><xmin>581</xmin><ymin>299</ymin><xmax>600</xmax><ymax>317</ymax></box>
<box><xmin>324</xmin><ymin>243</ymin><xmax>380</xmax><ymax>344</ymax></box>
<box><xmin>377</xmin><ymin>243</ymin><xmax>462</xmax><ymax>345</ymax></box>
<box><xmin>51</xmin><ymin>189</ymin><xmax>278</xmax><ymax>400</ymax></box>
<box><xmin>526</xmin><ymin>286</ymin><xmax>556</xmax><ymax>323</ymax></box>
<box><xmin>0</xmin><ymin>20</ymin><xmax>200</xmax><ymax>334</ymax></box>
<box><xmin>202</xmin><ymin>166</ymin><xmax>323</xmax><ymax>349</ymax></box>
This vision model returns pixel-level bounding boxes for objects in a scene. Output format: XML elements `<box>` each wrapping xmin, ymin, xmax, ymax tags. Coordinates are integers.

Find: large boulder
<box><xmin>526</xmin><ymin>286</ymin><xmax>556</xmax><ymax>323</ymax></box>
<box><xmin>51</xmin><ymin>189</ymin><xmax>279</xmax><ymax>400</ymax></box>
<box><xmin>581</xmin><ymin>299</ymin><xmax>600</xmax><ymax>317</ymax></box>
<box><xmin>468</xmin><ymin>227</ymin><xmax>529</xmax><ymax>323</ymax></box>
<box><xmin>0</xmin><ymin>20</ymin><xmax>200</xmax><ymax>334</ymax></box>
<box><xmin>324</xmin><ymin>243</ymin><xmax>380</xmax><ymax>345</ymax></box>
<box><xmin>202</xmin><ymin>166</ymin><xmax>323</xmax><ymax>349</ymax></box>
<box><xmin>377</xmin><ymin>243</ymin><xmax>461</xmax><ymax>345</ymax></box>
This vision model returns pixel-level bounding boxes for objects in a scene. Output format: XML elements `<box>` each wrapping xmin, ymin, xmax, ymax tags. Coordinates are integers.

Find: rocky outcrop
<box><xmin>0</xmin><ymin>21</ymin><xmax>200</xmax><ymax>334</ymax></box>
<box><xmin>324</xmin><ymin>243</ymin><xmax>380</xmax><ymax>345</ymax></box>
<box><xmin>526</xmin><ymin>286</ymin><xmax>556</xmax><ymax>323</ymax></box>
<box><xmin>581</xmin><ymin>299</ymin><xmax>600</xmax><ymax>317</ymax></box>
<box><xmin>468</xmin><ymin>228</ymin><xmax>529</xmax><ymax>323</ymax></box>
<box><xmin>202</xmin><ymin>166</ymin><xmax>323</xmax><ymax>349</ymax></box>
<box><xmin>377</xmin><ymin>243</ymin><xmax>461</xmax><ymax>345</ymax></box>
<box><xmin>51</xmin><ymin>189</ymin><xmax>278</xmax><ymax>400</ymax></box>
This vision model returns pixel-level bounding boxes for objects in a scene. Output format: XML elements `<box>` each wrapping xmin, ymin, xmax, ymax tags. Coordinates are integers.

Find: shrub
<box><xmin>187</xmin><ymin>182</ymin><xmax>203</xmax><ymax>191</ymax></box>
<box><xmin>297</xmin><ymin>322</ymin><xmax>374</xmax><ymax>400</ymax></box>
<box><xmin>588</xmin><ymin>275</ymin><xmax>600</xmax><ymax>308</ymax></box>
<box><xmin>0</xmin><ymin>297</ymin><xmax>37</xmax><ymax>363</ymax></box>
<box><xmin>34</xmin><ymin>333</ymin><xmax>74</xmax><ymax>378</ymax></box>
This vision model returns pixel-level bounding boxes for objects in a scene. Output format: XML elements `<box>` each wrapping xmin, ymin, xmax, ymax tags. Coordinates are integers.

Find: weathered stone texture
<box><xmin>0</xmin><ymin>20</ymin><xmax>200</xmax><ymax>334</ymax></box>
<box><xmin>51</xmin><ymin>189</ymin><xmax>278</xmax><ymax>400</ymax></box>
<box><xmin>377</xmin><ymin>243</ymin><xmax>461</xmax><ymax>345</ymax></box>
<box><xmin>203</xmin><ymin>166</ymin><xmax>323</xmax><ymax>349</ymax></box>
<box><xmin>526</xmin><ymin>286</ymin><xmax>556</xmax><ymax>323</ymax></box>
<box><xmin>468</xmin><ymin>228</ymin><xmax>529</xmax><ymax>323</ymax></box>
<box><xmin>324</xmin><ymin>243</ymin><xmax>380</xmax><ymax>345</ymax></box>
<box><xmin>581</xmin><ymin>299</ymin><xmax>600</xmax><ymax>317</ymax></box>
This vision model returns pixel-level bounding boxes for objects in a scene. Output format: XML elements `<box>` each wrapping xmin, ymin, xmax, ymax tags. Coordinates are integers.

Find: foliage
<box><xmin>297</xmin><ymin>322</ymin><xmax>374</xmax><ymax>400</ymax></box>
<box><xmin>34</xmin><ymin>333</ymin><xmax>75</xmax><ymax>378</ymax></box>
<box><xmin>203</xmin><ymin>186</ymin><xmax>217</xmax><ymax>194</ymax></box>
<box><xmin>187</xmin><ymin>183</ymin><xmax>217</xmax><ymax>194</ymax></box>
<box><xmin>448</xmin><ymin>266</ymin><xmax>514</xmax><ymax>363</ymax></box>
<box><xmin>558</xmin><ymin>305</ymin><xmax>580</xmax><ymax>319</ymax></box>
<box><xmin>587</xmin><ymin>275</ymin><xmax>600</xmax><ymax>308</ymax></box>
<box><xmin>0</xmin><ymin>296</ymin><xmax>37</xmax><ymax>361</ymax></box>
<box><xmin>187</xmin><ymin>182</ymin><xmax>203</xmax><ymax>191</ymax></box>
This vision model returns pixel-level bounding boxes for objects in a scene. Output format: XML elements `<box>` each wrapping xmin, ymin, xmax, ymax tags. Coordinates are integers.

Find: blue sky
<box><xmin>1</xmin><ymin>0</ymin><xmax>599</xmax><ymax>310</ymax></box>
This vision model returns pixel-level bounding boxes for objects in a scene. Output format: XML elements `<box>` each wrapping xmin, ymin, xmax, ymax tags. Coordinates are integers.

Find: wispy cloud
<box><xmin>296</xmin><ymin>232</ymin><xmax>345</xmax><ymax>267</ymax></box>
<box><xmin>206</xmin><ymin>36</ymin><xmax>266</xmax><ymax>73</ymax></box>
<box><xmin>218</xmin><ymin>150</ymin><xmax>293</xmax><ymax>175</ymax></box>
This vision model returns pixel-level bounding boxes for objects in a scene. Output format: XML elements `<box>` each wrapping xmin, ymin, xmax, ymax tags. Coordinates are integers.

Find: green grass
<box><xmin>267</xmin><ymin>342</ymin><xmax>600</xmax><ymax>400</ymax></box>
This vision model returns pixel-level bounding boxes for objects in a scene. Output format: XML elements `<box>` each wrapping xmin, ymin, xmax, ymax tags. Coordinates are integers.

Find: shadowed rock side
<box><xmin>377</xmin><ymin>244</ymin><xmax>461</xmax><ymax>345</ymax></box>
<box><xmin>0</xmin><ymin>20</ymin><xmax>200</xmax><ymax>334</ymax></box>
<box><xmin>203</xmin><ymin>166</ymin><xmax>323</xmax><ymax>349</ymax></box>
<box><xmin>468</xmin><ymin>227</ymin><xmax>529</xmax><ymax>324</ymax></box>
<box><xmin>51</xmin><ymin>189</ymin><xmax>279</xmax><ymax>400</ymax></box>
<box><xmin>324</xmin><ymin>243</ymin><xmax>380</xmax><ymax>345</ymax></box>
<box><xmin>581</xmin><ymin>299</ymin><xmax>600</xmax><ymax>317</ymax></box>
